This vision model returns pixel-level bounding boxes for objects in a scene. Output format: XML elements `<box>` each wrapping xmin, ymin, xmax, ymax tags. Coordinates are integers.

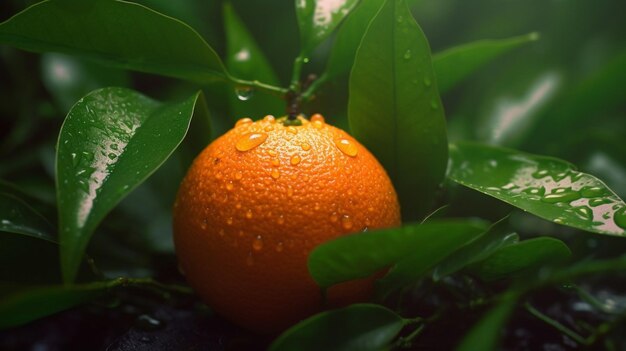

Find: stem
<box><xmin>301</xmin><ymin>72</ymin><xmax>329</xmax><ymax>101</ymax></box>
<box><xmin>289</xmin><ymin>55</ymin><xmax>306</xmax><ymax>92</ymax></box>
<box><xmin>124</xmin><ymin>277</ymin><xmax>195</xmax><ymax>295</ymax></box>
<box><xmin>524</xmin><ymin>302</ymin><xmax>588</xmax><ymax>345</ymax></box>
<box><xmin>227</xmin><ymin>75</ymin><xmax>288</xmax><ymax>97</ymax></box>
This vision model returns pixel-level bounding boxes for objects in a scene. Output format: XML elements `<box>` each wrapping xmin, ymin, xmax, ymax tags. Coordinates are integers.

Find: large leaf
<box><xmin>0</xmin><ymin>279</ymin><xmax>123</xmax><ymax>330</ymax></box>
<box><xmin>375</xmin><ymin>221</ymin><xmax>487</xmax><ymax>298</ymax></box>
<box><xmin>456</xmin><ymin>291</ymin><xmax>520</xmax><ymax>351</ymax></box>
<box><xmin>269</xmin><ymin>304</ymin><xmax>405</xmax><ymax>351</ymax></box>
<box><xmin>433</xmin><ymin>32</ymin><xmax>539</xmax><ymax>94</ymax></box>
<box><xmin>295</xmin><ymin>0</ymin><xmax>360</xmax><ymax>56</ymax></box>
<box><xmin>448</xmin><ymin>142</ymin><xmax>626</xmax><ymax>236</ymax></box>
<box><xmin>57</xmin><ymin>87</ymin><xmax>209</xmax><ymax>283</ymax></box>
<box><xmin>223</xmin><ymin>2</ymin><xmax>283</xmax><ymax>119</ymax></box>
<box><xmin>0</xmin><ymin>0</ymin><xmax>225</xmax><ymax>83</ymax></box>
<box><xmin>309</xmin><ymin>220</ymin><xmax>487</xmax><ymax>289</ymax></box>
<box><xmin>469</xmin><ymin>237</ymin><xmax>572</xmax><ymax>282</ymax></box>
<box><xmin>348</xmin><ymin>0</ymin><xmax>447</xmax><ymax>220</ymax></box>
<box><xmin>324</xmin><ymin>0</ymin><xmax>384</xmax><ymax>81</ymax></box>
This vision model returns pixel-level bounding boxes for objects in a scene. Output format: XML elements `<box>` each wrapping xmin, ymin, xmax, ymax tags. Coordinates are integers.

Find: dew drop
<box><xmin>341</xmin><ymin>215</ymin><xmax>353</xmax><ymax>230</ymax></box>
<box><xmin>276</xmin><ymin>242</ymin><xmax>284</xmax><ymax>252</ymax></box>
<box><xmin>108</xmin><ymin>153</ymin><xmax>117</xmax><ymax>160</ymax></box>
<box><xmin>301</xmin><ymin>142</ymin><xmax>311</xmax><ymax>151</ymax></box>
<box><xmin>235</xmin><ymin>203</ymin><xmax>242</xmax><ymax>209</ymax></box>
<box><xmin>523</xmin><ymin>187</ymin><xmax>545</xmax><ymax>196</ymax></box>
<box><xmin>290</xmin><ymin>155</ymin><xmax>301</xmax><ymax>165</ymax></box>
<box><xmin>580</xmin><ymin>186</ymin><xmax>607</xmax><ymax>198</ymax></box>
<box><xmin>403</xmin><ymin>49</ymin><xmax>412</xmax><ymax>60</ymax></box>
<box><xmin>573</xmin><ymin>206</ymin><xmax>593</xmax><ymax>221</ymax></box>
<box><xmin>235</xmin><ymin>86</ymin><xmax>254</xmax><ymax>101</ymax></box>
<box><xmin>263</xmin><ymin>115</ymin><xmax>276</xmax><ymax>123</ymax></box>
<box><xmin>532</xmin><ymin>169</ymin><xmax>549</xmax><ymax>179</ymax></box>
<box><xmin>286</xmin><ymin>126</ymin><xmax>298</xmax><ymax>135</ymax></box>
<box><xmin>264</xmin><ymin>125</ymin><xmax>274</xmax><ymax>132</ymax></box>
<box><xmin>235</xmin><ymin>171</ymin><xmax>243</xmax><ymax>180</ymax></box>
<box><xmin>271</xmin><ymin>158</ymin><xmax>280</xmax><ymax>167</ymax></box>
<box><xmin>277</xmin><ymin>215</ymin><xmax>285</xmax><ymax>225</ymax></box>
<box><xmin>246</xmin><ymin>209</ymin><xmax>253</xmax><ymax>219</ymax></box>
<box><xmin>423</xmin><ymin>77</ymin><xmax>432</xmax><ymax>87</ymax></box>
<box><xmin>252</xmin><ymin>235</ymin><xmax>264</xmax><ymax>251</ymax></box>
<box><xmin>589</xmin><ymin>198</ymin><xmax>611</xmax><ymax>207</ymax></box>
<box><xmin>226</xmin><ymin>182</ymin><xmax>234</xmax><ymax>191</ymax></box>
<box><xmin>110</xmin><ymin>143</ymin><xmax>119</xmax><ymax>151</ymax></box>
<box><xmin>235</xmin><ymin>117</ymin><xmax>253</xmax><ymax>127</ymax></box>
<box><xmin>271</xmin><ymin>169</ymin><xmax>280</xmax><ymax>179</ymax></box>
<box><xmin>314</xmin><ymin>203</ymin><xmax>320</xmax><ymax>210</ymax></box>
<box><xmin>70</xmin><ymin>152</ymin><xmax>79</xmax><ymax>167</ymax></box>
<box><xmin>330</xmin><ymin>212</ymin><xmax>339</xmax><ymax>223</ymax></box>
<box><xmin>200</xmin><ymin>219</ymin><xmax>208</xmax><ymax>230</ymax></box>
<box><xmin>310</xmin><ymin>114</ymin><xmax>325</xmax><ymax>123</ymax></box>
<box><xmin>135</xmin><ymin>314</ymin><xmax>164</xmax><ymax>331</ymax></box>
<box><xmin>303</xmin><ymin>57</ymin><xmax>310</xmax><ymax>63</ymax></box>
<box><xmin>312</xmin><ymin>120</ymin><xmax>324</xmax><ymax>129</ymax></box>
<box><xmin>614</xmin><ymin>207</ymin><xmax>626</xmax><ymax>230</ymax></box>
<box><xmin>235</xmin><ymin>132</ymin><xmax>268</xmax><ymax>152</ymax></box>
<box><xmin>334</xmin><ymin>138</ymin><xmax>358</xmax><ymax>157</ymax></box>
<box><xmin>268</xmin><ymin>150</ymin><xmax>277</xmax><ymax>157</ymax></box>
<box><xmin>541</xmin><ymin>188</ymin><xmax>581</xmax><ymax>204</ymax></box>
<box><xmin>226</xmin><ymin>217</ymin><xmax>233</xmax><ymax>225</ymax></box>
<box><xmin>215</xmin><ymin>172</ymin><xmax>223</xmax><ymax>180</ymax></box>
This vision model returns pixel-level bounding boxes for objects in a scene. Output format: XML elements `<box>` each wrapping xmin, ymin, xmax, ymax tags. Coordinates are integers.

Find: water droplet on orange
<box><xmin>252</xmin><ymin>235</ymin><xmax>264</xmax><ymax>251</ymax></box>
<box><xmin>312</xmin><ymin>120</ymin><xmax>324</xmax><ymax>129</ymax></box>
<box><xmin>365</xmin><ymin>218</ymin><xmax>372</xmax><ymax>226</ymax></box>
<box><xmin>200</xmin><ymin>220</ymin><xmax>208</xmax><ymax>230</ymax></box>
<box><xmin>264</xmin><ymin>125</ymin><xmax>274</xmax><ymax>132</ymax></box>
<box><xmin>226</xmin><ymin>217</ymin><xmax>233</xmax><ymax>225</ymax></box>
<box><xmin>226</xmin><ymin>182</ymin><xmax>234</xmax><ymax>191</ymax></box>
<box><xmin>341</xmin><ymin>215</ymin><xmax>353</xmax><ymax>230</ymax></box>
<box><xmin>235</xmin><ymin>171</ymin><xmax>243</xmax><ymax>180</ymax></box>
<box><xmin>268</xmin><ymin>150</ymin><xmax>277</xmax><ymax>157</ymax></box>
<box><xmin>271</xmin><ymin>169</ymin><xmax>280</xmax><ymax>179</ymax></box>
<box><xmin>215</xmin><ymin>172</ymin><xmax>223</xmax><ymax>180</ymax></box>
<box><xmin>235</xmin><ymin>132</ymin><xmax>268</xmax><ymax>152</ymax></box>
<box><xmin>334</xmin><ymin>138</ymin><xmax>358</xmax><ymax>157</ymax></box>
<box><xmin>263</xmin><ymin>115</ymin><xmax>276</xmax><ymax>123</ymax></box>
<box><xmin>276</xmin><ymin>242</ymin><xmax>284</xmax><ymax>252</ymax></box>
<box><xmin>246</xmin><ymin>209</ymin><xmax>253</xmax><ymax>219</ymax></box>
<box><xmin>330</xmin><ymin>213</ymin><xmax>339</xmax><ymax>223</ymax></box>
<box><xmin>310</xmin><ymin>114</ymin><xmax>325</xmax><ymax>123</ymax></box>
<box><xmin>235</xmin><ymin>117</ymin><xmax>253</xmax><ymax>127</ymax></box>
<box><xmin>286</xmin><ymin>126</ymin><xmax>298</xmax><ymax>135</ymax></box>
<box><xmin>314</xmin><ymin>203</ymin><xmax>320</xmax><ymax>210</ymax></box>
<box><xmin>277</xmin><ymin>215</ymin><xmax>285</xmax><ymax>225</ymax></box>
<box><xmin>271</xmin><ymin>158</ymin><xmax>280</xmax><ymax>167</ymax></box>
<box><xmin>290</xmin><ymin>155</ymin><xmax>301</xmax><ymax>165</ymax></box>
<box><xmin>301</xmin><ymin>142</ymin><xmax>311</xmax><ymax>151</ymax></box>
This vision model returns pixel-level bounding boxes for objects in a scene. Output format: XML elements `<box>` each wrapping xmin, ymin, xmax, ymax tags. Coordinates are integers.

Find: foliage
<box><xmin>1</xmin><ymin>0</ymin><xmax>625</xmax><ymax>349</ymax></box>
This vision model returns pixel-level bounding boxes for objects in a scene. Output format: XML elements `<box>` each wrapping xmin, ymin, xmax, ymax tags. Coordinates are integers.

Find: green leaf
<box><xmin>433</xmin><ymin>217</ymin><xmax>519</xmax><ymax>281</ymax></box>
<box><xmin>375</xmin><ymin>221</ymin><xmax>488</xmax><ymax>298</ymax></box>
<box><xmin>0</xmin><ymin>192</ymin><xmax>54</xmax><ymax>241</ymax></box>
<box><xmin>0</xmin><ymin>0</ymin><xmax>226</xmax><ymax>83</ymax></box>
<box><xmin>456</xmin><ymin>290</ymin><xmax>519</xmax><ymax>351</ymax></box>
<box><xmin>324</xmin><ymin>0</ymin><xmax>384</xmax><ymax>81</ymax></box>
<box><xmin>448</xmin><ymin>141</ymin><xmax>626</xmax><ymax>236</ymax></box>
<box><xmin>0</xmin><ymin>279</ymin><xmax>122</xmax><ymax>330</ymax></box>
<box><xmin>56</xmin><ymin>87</ymin><xmax>209</xmax><ymax>283</ymax></box>
<box><xmin>295</xmin><ymin>0</ymin><xmax>360</xmax><ymax>56</ymax></box>
<box><xmin>308</xmin><ymin>220</ymin><xmax>487</xmax><ymax>289</ymax></box>
<box><xmin>433</xmin><ymin>32</ymin><xmax>540</xmax><ymax>94</ymax></box>
<box><xmin>223</xmin><ymin>2</ymin><xmax>283</xmax><ymax>119</ymax></box>
<box><xmin>269</xmin><ymin>304</ymin><xmax>405</xmax><ymax>351</ymax></box>
<box><xmin>469</xmin><ymin>237</ymin><xmax>572</xmax><ymax>282</ymax></box>
<box><xmin>348</xmin><ymin>0</ymin><xmax>448</xmax><ymax>220</ymax></box>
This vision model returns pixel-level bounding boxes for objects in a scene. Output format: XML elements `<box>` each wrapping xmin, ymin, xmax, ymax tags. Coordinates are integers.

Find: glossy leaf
<box><xmin>0</xmin><ymin>279</ymin><xmax>122</xmax><ymax>330</ymax></box>
<box><xmin>269</xmin><ymin>304</ymin><xmax>405</xmax><ymax>351</ymax></box>
<box><xmin>295</xmin><ymin>0</ymin><xmax>360</xmax><ymax>55</ymax></box>
<box><xmin>433</xmin><ymin>32</ymin><xmax>539</xmax><ymax>93</ymax></box>
<box><xmin>324</xmin><ymin>0</ymin><xmax>384</xmax><ymax>80</ymax></box>
<box><xmin>309</xmin><ymin>220</ymin><xmax>487</xmax><ymax>289</ymax></box>
<box><xmin>348</xmin><ymin>0</ymin><xmax>447</xmax><ymax>220</ymax></box>
<box><xmin>456</xmin><ymin>291</ymin><xmax>519</xmax><ymax>351</ymax></box>
<box><xmin>433</xmin><ymin>217</ymin><xmax>519</xmax><ymax>281</ymax></box>
<box><xmin>469</xmin><ymin>237</ymin><xmax>572</xmax><ymax>282</ymax></box>
<box><xmin>0</xmin><ymin>0</ymin><xmax>225</xmax><ymax>83</ymax></box>
<box><xmin>0</xmin><ymin>192</ymin><xmax>54</xmax><ymax>241</ymax></box>
<box><xmin>375</xmin><ymin>221</ymin><xmax>487</xmax><ymax>297</ymax></box>
<box><xmin>448</xmin><ymin>142</ymin><xmax>626</xmax><ymax>236</ymax></box>
<box><xmin>57</xmin><ymin>87</ymin><xmax>208</xmax><ymax>283</ymax></box>
<box><xmin>223</xmin><ymin>2</ymin><xmax>283</xmax><ymax>119</ymax></box>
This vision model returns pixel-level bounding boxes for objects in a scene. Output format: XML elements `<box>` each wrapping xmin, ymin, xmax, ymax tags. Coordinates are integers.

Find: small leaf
<box><xmin>57</xmin><ymin>88</ymin><xmax>209</xmax><ymax>283</ymax></box>
<box><xmin>375</xmin><ymin>221</ymin><xmax>487</xmax><ymax>298</ymax></box>
<box><xmin>456</xmin><ymin>290</ymin><xmax>520</xmax><ymax>351</ymax></box>
<box><xmin>433</xmin><ymin>216</ymin><xmax>519</xmax><ymax>281</ymax></box>
<box><xmin>223</xmin><ymin>2</ymin><xmax>283</xmax><ymax>119</ymax></box>
<box><xmin>0</xmin><ymin>192</ymin><xmax>54</xmax><ymax>241</ymax></box>
<box><xmin>324</xmin><ymin>0</ymin><xmax>385</xmax><ymax>81</ymax></box>
<box><xmin>348</xmin><ymin>0</ymin><xmax>447</xmax><ymax>220</ymax></box>
<box><xmin>309</xmin><ymin>220</ymin><xmax>487</xmax><ymax>289</ymax></box>
<box><xmin>0</xmin><ymin>279</ymin><xmax>122</xmax><ymax>330</ymax></box>
<box><xmin>0</xmin><ymin>0</ymin><xmax>225</xmax><ymax>83</ymax></box>
<box><xmin>448</xmin><ymin>141</ymin><xmax>626</xmax><ymax>236</ymax></box>
<box><xmin>269</xmin><ymin>304</ymin><xmax>405</xmax><ymax>351</ymax></box>
<box><xmin>295</xmin><ymin>0</ymin><xmax>360</xmax><ymax>55</ymax></box>
<box><xmin>469</xmin><ymin>237</ymin><xmax>572</xmax><ymax>282</ymax></box>
<box><xmin>433</xmin><ymin>32</ymin><xmax>540</xmax><ymax>93</ymax></box>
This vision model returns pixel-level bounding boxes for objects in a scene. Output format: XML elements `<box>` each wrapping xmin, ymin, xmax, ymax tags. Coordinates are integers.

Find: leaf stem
<box><xmin>227</xmin><ymin>75</ymin><xmax>288</xmax><ymax>97</ymax></box>
<box><xmin>524</xmin><ymin>302</ymin><xmax>588</xmax><ymax>345</ymax></box>
<box><xmin>301</xmin><ymin>72</ymin><xmax>329</xmax><ymax>101</ymax></box>
<box><xmin>289</xmin><ymin>55</ymin><xmax>306</xmax><ymax>92</ymax></box>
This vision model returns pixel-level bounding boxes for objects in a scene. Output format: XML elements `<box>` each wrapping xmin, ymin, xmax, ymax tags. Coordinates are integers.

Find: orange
<box><xmin>173</xmin><ymin>114</ymin><xmax>401</xmax><ymax>333</ymax></box>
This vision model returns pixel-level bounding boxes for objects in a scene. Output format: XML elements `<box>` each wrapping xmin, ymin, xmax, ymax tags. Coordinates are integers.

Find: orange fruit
<box><xmin>173</xmin><ymin>114</ymin><xmax>401</xmax><ymax>333</ymax></box>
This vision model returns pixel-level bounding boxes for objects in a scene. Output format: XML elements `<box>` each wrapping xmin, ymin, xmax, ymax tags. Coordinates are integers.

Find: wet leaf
<box><xmin>348</xmin><ymin>0</ymin><xmax>447</xmax><ymax>220</ymax></box>
<box><xmin>308</xmin><ymin>220</ymin><xmax>487</xmax><ymax>289</ymax></box>
<box><xmin>57</xmin><ymin>87</ymin><xmax>208</xmax><ymax>283</ymax></box>
<box><xmin>223</xmin><ymin>2</ymin><xmax>283</xmax><ymax>119</ymax></box>
<box><xmin>0</xmin><ymin>0</ymin><xmax>225</xmax><ymax>83</ymax></box>
<box><xmin>269</xmin><ymin>304</ymin><xmax>405</xmax><ymax>351</ymax></box>
<box><xmin>295</xmin><ymin>0</ymin><xmax>360</xmax><ymax>55</ymax></box>
<box><xmin>448</xmin><ymin>142</ymin><xmax>626</xmax><ymax>236</ymax></box>
<box><xmin>469</xmin><ymin>237</ymin><xmax>572</xmax><ymax>282</ymax></box>
<box><xmin>0</xmin><ymin>192</ymin><xmax>54</xmax><ymax>241</ymax></box>
<box><xmin>433</xmin><ymin>32</ymin><xmax>540</xmax><ymax>93</ymax></box>
<box><xmin>0</xmin><ymin>279</ymin><xmax>122</xmax><ymax>330</ymax></box>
